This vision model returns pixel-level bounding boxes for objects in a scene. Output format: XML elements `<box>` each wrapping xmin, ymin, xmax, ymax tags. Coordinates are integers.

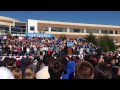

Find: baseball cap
<box><xmin>0</xmin><ymin>67</ymin><xmax>14</xmax><ymax>79</ymax></box>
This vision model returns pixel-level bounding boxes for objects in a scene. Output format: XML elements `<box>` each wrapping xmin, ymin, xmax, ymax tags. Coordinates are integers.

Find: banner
<box><xmin>25</xmin><ymin>33</ymin><xmax>54</xmax><ymax>38</ymax></box>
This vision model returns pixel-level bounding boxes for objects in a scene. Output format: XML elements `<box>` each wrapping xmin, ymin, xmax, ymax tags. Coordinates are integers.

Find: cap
<box><xmin>0</xmin><ymin>67</ymin><xmax>14</xmax><ymax>79</ymax></box>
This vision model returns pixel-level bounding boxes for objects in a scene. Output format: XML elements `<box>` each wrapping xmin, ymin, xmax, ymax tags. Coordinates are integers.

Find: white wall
<box><xmin>12</xmin><ymin>34</ymin><xmax>25</xmax><ymax>36</ymax></box>
<box><xmin>28</xmin><ymin>19</ymin><xmax>38</xmax><ymax>33</ymax></box>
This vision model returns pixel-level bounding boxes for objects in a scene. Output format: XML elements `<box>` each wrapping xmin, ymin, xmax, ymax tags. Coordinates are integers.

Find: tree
<box><xmin>59</xmin><ymin>34</ymin><xmax>67</xmax><ymax>40</ymax></box>
<box><xmin>98</xmin><ymin>35</ymin><xmax>115</xmax><ymax>52</ymax></box>
<box><xmin>6</xmin><ymin>32</ymin><xmax>12</xmax><ymax>39</ymax></box>
<box><xmin>85</xmin><ymin>33</ymin><xmax>98</xmax><ymax>46</ymax></box>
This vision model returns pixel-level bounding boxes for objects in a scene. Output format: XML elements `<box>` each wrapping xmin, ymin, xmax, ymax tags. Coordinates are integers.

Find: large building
<box><xmin>0</xmin><ymin>16</ymin><xmax>120</xmax><ymax>42</ymax></box>
<box><xmin>0</xmin><ymin>16</ymin><xmax>27</xmax><ymax>36</ymax></box>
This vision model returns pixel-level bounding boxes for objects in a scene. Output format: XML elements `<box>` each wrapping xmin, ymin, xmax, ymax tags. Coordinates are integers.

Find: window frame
<box><xmin>30</xmin><ymin>26</ymin><xmax>35</xmax><ymax>31</ymax></box>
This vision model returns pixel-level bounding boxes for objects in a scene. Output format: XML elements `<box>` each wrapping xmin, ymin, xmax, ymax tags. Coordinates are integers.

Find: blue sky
<box><xmin>0</xmin><ymin>11</ymin><xmax>120</xmax><ymax>25</ymax></box>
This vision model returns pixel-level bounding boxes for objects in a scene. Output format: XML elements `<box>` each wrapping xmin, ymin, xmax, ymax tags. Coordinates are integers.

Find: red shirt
<box><xmin>48</xmin><ymin>49</ymin><xmax>51</xmax><ymax>55</ymax></box>
<box><xmin>16</xmin><ymin>47</ymin><xmax>20</xmax><ymax>52</ymax></box>
<box><xmin>16</xmin><ymin>60</ymin><xmax>21</xmax><ymax>66</ymax></box>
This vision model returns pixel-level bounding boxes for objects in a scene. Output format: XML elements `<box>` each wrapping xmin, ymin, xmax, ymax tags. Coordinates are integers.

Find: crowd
<box><xmin>0</xmin><ymin>34</ymin><xmax>120</xmax><ymax>79</ymax></box>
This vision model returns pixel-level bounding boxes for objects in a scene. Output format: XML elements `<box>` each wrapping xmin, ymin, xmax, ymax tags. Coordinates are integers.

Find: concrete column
<box><xmin>48</xmin><ymin>27</ymin><xmax>51</xmax><ymax>32</ymax></box>
<box><xmin>99</xmin><ymin>30</ymin><xmax>101</xmax><ymax>34</ymax></box>
<box><xmin>84</xmin><ymin>29</ymin><xmax>86</xmax><ymax>33</ymax></box>
<box><xmin>13</xmin><ymin>21</ymin><xmax>15</xmax><ymax>26</ymax></box>
<box><xmin>26</xmin><ymin>23</ymin><xmax>28</xmax><ymax>33</ymax></box>
<box><xmin>9</xmin><ymin>26</ymin><xmax>11</xmax><ymax>34</ymax></box>
<box><xmin>113</xmin><ymin>31</ymin><xmax>115</xmax><ymax>34</ymax></box>
<box><xmin>67</xmin><ymin>28</ymin><xmax>70</xmax><ymax>32</ymax></box>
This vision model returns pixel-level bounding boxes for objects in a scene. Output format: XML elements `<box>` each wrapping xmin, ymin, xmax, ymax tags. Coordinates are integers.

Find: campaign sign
<box><xmin>67</xmin><ymin>42</ymin><xmax>73</xmax><ymax>47</ymax></box>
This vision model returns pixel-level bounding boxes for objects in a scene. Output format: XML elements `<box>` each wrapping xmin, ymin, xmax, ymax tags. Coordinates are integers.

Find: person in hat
<box><xmin>62</xmin><ymin>61</ymin><xmax>76</xmax><ymax>79</ymax></box>
<box><xmin>0</xmin><ymin>67</ymin><xmax>14</xmax><ymax>79</ymax></box>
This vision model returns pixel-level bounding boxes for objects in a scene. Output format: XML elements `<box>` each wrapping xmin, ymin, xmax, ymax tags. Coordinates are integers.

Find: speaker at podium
<box><xmin>67</xmin><ymin>41</ymin><xmax>73</xmax><ymax>55</ymax></box>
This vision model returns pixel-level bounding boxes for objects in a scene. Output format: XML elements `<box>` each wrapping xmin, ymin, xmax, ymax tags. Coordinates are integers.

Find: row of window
<box><xmin>0</xmin><ymin>25</ymin><xmax>118</xmax><ymax>35</ymax></box>
<box><xmin>86</xmin><ymin>29</ymin><xmax>99</xmax><ymax>33</ymax></box>
<box><xmin>11</xmin><ymin>27</ymin><xmax>26</xmax><ymax>34</ymax></box>
<box><xmin>101</xmin><ymin>30</ymin><xmax>117</xmax><ymax>34</ymax></box>
<box><xmin>0</xmin><ymin>25</ymin><xmax>9</xmax><ymax>31</ymax></box>
<box><xmin>44</xmin><ymin>27</ymin><xmax>118</xmax><ymax>34</ymax></box>
<box><xmin>30</xmin><ymin>26</ymin><xmax>118</xmax><ymax>34</ymax></box>
<box><xmin>0</xmin><ymin>25</ymin><xmax>26</xmax><ymax>34</ymax></box>
<box><xmin>70</xmin><ymin>28</ymin><xmax>84</xmax><ymax>33</ymax></box>
<box><xmin>15</xmin><ymin>22</ymin><xmax>26</xmax><ymax>29</ymax></box>
<box><xmin>13</xmin><ymin>22</ymin><xmax>27</xmax><ymax>34</ymax></box>
<box><xmin>0</xmin><ymin>25</ymin><xmax>9</xmax><ymax>33</ymax></box>
<box><xmin>51</xmin><ymin>27</ymin><xmax>67</xmax><ymax>32</ymax></box>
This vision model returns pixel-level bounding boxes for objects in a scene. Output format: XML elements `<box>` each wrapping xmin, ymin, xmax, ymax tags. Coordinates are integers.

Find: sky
<box><xmin>0</xmin><ymin>11</ymin><xmax>120</xmax><ymax>26</ymax></box>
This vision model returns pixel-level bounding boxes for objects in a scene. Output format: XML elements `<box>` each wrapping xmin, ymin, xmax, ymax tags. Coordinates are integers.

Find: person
<box><xmin>36</xmin><ymin>57</ymin><xmax>51</xmax><ymax>79</ymax></box>
<box><xmin>62</xmin><ymin>61</ymin><xmax>76</xmax><ymax>79</ymax></box>
<box><xmin>48</xmin><ymin>60</ymin><xmax>65</xmax><ymax>79</ymax></box>
<box><xmin>35</xmin><ymin>59</ymin><xmax>44</xmax><ymax>74</ymax></box>
<box><xmin>75</xmin><ymin>61</ymin><xmax>94</xmax><ymax>79</ymax></box>
<box><xmin>12</xmin><ymin>67</ymin><xmax>22</xmax><ymax>79</ymax></box>
<box><xmin>94</xmin><ymin>62</ymin><xmax>112</xmax><ymax>79</ymax></box>
<box><xmin>0</xmin><ymin>45</ymin><xmax>2</xmax><ymax>56</ymax></box>
<box><xmin>20</xmin><ymin>55</ymin><xmax>29</xmax><ymax>77</ymax></box>
<box><xmin>6</xmin><ymin>58</ymin><xmax>16</xmax><ymax>71</ymax></box>
<box><xmin>0</xmin><ymin>67</ymin><xmax>14</xmax><ymax>79</ymax></box>
<box><xmin>24</xmin><ymin>66</ymin><xmax>35</xmax><ymax>79</ymax></box>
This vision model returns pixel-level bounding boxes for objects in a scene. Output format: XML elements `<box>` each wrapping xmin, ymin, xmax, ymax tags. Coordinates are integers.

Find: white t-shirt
<box><xmin>1</xmin><ymin>56</ymin><xmax>6</xmax><ymax>61</ymax></box>
<box><xmin>36</xmin><ymin>66</ymin><xmax>50</xmax><ymax>79</ymax></box>
<box><xmin>34</xmin><ymin>47</ymin><xmax>37</xmax><ymax>51</ymax></box>
<box><xmin>43</xmin><ymin>47</ymin><xmax>45</xmax><ymax>51</ymax></box>
<box><xmin>19</xmin><ymin>37</ymin><xmax>23</xmax><ymax>41</ymax></box>
<box><xmin>26</xmin><ymin>48</ymin><xmax>30</xmax><ymax>52</ymax></box>
<box><xmin>33</xmin><ymin>45</ymin><xmax>35</xmax><ymax>48</ymax></box>
<box><xmin>9</xmin><ymin>45</ymin><xmax>12</xmax><ymax>51</ymax></box>
<box><xmin>46</xmin><ymin>47</ymin><xmax>48</xmax><ymax>51</ymax></box>
<box><xmin>21</xmin><ymin>47</ymin><xmax>23</xmax><ymax>51</ymax></box>
<box><xmin>3</xmin><ymin>36</ymin><xmax>7</xmax><ymax>40</ymax></box>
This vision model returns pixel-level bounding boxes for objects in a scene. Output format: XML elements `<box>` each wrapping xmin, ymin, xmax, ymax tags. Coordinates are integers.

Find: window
<box><xmin>51</xmin><ymin>27</ymin><xmax>67</xmax><ymax>32</ymax></box>
<box><xmin>101</xmin><ymin>30</ymin><xmax>114</xmax><ymax>34</ymax></box>
<box><xmin>15</xmin><ymin>22</ymin><xmax>26</xmax><ymax>28</ymax></box>
<box><xmin>70</xmin><ymin>28</ymin><xmax>84</xmax><ymax>33</ymax></box>
<box><xmin>86</xmin><ymin>29</ymin><xmax>99</xmax><ymax>33</ymax></box>
<box><xmin>109</xmin><ymin>31</ymin><xmax>113</xmax><ymax>34</ymax></box>
<box><xmin>11</xmin><ymin>27</ymin><xmax>21</xmax><ymax>34</ymax></box>
<box><xmin>101</xmin><ymin>30</ymin><xmax>108</xmax><ymax>34</ymax></box>
<box><xmin>21</xmin><ymin>29</ymin><xmax>26</xmax><ymax>34</ymax></box>
<box><xmin>0</xmin><ymin>25</ymin><xmax>9</xmax><ymax>33</ymax></box>
<box><xmin>74</xmin><ymin>29</ymin><xmax>80</xmax><ymax>32</ymax></box>
<box><xmin>44</xmin><ymin>27</ymin><xmax>49</xmax><ymax>31</ymax></box>
<box><xmin>15</xmin><ymin>26</ymin><xmax>26</xmax><ymax>28</ymax></box>
<box><xmin>115</xmin><ymin>31</ymin><xmax>117</xmax><ymax>34</ymax></box>
<box><xmin>30</xmin><ymin>26</ymin><xmax>35</xmax><ymax>31</ymax></box>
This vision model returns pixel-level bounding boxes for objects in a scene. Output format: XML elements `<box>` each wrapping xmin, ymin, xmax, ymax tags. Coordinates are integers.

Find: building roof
<box><xmin>0</xmin><ymin>16</ymin><xmax>20</xmax><ymax>22</ymax></box>
<box><xmin>37</xmin><ymin>20</ymin><xmax>120</xmax><ymax>29</ymax></box>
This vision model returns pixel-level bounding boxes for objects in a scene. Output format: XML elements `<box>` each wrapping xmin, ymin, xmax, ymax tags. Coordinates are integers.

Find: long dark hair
<box><xmin>35</xmin><ymin>60</ymin><xmax>43</xmax><ymax>73</ymax></box>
